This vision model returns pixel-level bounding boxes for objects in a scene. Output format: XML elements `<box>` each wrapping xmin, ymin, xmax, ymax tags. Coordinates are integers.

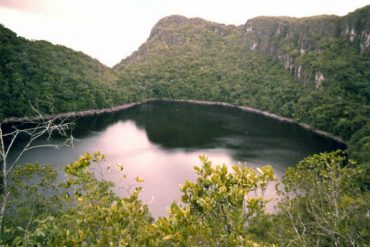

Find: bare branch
<box><xmin>0</xmin><ymin>113</ymin><xmax>74</xmax><ymax>231</ymax></box>
<box><xmin>4</xmin><ymin>130</ymin><xmax>20</xmax><ymax>157</ymax></box>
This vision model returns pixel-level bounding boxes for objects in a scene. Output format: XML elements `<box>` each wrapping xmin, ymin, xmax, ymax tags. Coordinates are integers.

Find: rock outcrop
<box><xmin>243</xmin><ymin>5</ymin><xmax>370</xmax><ymax>85</ymax></box>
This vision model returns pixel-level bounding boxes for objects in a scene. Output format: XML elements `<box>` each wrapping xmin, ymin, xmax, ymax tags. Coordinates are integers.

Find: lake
<box><xmin>10</xmin><ymin>101</ymin><xmax>345</xmax><ymax>216</ymax></box>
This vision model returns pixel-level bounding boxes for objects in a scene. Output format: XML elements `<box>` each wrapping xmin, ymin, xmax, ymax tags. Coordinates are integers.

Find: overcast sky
<box><xmin>0</xmin><ymin>0</ymin><xmax>368</xmax><ymax>67</ymax></box>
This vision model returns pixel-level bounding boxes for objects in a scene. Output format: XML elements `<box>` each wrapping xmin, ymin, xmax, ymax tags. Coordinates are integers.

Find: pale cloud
<box><xmin>0</xmin><ymin>0</ymin><xmax>369</xmax><ymax>66</ymax></box>
<box><xmin>0</xmin><ymin>0</ymin><xmax>47</xmax><ymax>12</ymax></box>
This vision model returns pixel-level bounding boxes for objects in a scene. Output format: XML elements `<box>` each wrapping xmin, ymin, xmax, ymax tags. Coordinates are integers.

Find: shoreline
<box><xmin>2</xmin><ymin>99</ymin><xmax>345</xmax><ymax>145</ymax></box>
<box><xmin>160</xmin><ymin>99</ymin><xmax>345</xmax><ymax>144</ymax></box>
<box><xmin>2</xmin><ymin>101</ymin><xmax>148</xmax><ymax>124</ymax></box>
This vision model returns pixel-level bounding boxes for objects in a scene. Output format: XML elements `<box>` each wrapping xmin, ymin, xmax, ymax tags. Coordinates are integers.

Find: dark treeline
<box><xmin>0</xmin><ymin>24</ymin><xmax>128</xmax><ymax>120</ymax></box>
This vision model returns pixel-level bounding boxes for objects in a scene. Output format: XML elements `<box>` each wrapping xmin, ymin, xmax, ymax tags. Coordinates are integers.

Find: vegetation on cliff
<box><xmin>1</xmin><ymin>6</ymin><xmax>369</xmax><ymax>163</ymax></box>
<box><xmin>113</xmin><ymin>6</ymin><xmax>370</xmax><ymax>164</ymax></box>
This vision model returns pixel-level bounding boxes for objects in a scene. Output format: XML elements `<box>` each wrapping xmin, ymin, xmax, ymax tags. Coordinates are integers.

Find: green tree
<box><xmin>0</xmin><ymin>117</ymin><xmax>72</xmax><ymax>233</ymax></box>
<box><xmin>272</xmin><ymin>151</ymin><xmax>370</xmax><ymax>246</ymax></box>
<box><xmin>145</xmin><ymin>155</ymin><xmax>275</xmax><ymax>246</ymax></box>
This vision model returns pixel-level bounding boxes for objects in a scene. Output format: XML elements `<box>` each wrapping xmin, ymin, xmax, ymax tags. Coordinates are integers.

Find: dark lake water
<box><xmin>10</xmin><ymin>101</ymin><xmax>344</xmax><ymax>216</ymax></box>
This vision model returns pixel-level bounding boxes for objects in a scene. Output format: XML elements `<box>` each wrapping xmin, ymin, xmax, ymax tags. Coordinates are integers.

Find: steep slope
<box><xmin>242</xmin><ymin>5</ymin><xmax>370</xmax><ymax>162</ymax></box>
<box><xmin>0</xmin><ymin>6</ymin><xmax>368</xmax><ymax>162</ymax></box>
<box><xmin>114</xmin><ymin>15</ymin><xmax>301</xmax><ymax>115</ymax></box>
<box><xmin>0</xmin><ymin>24</ymin><xmax>124</xmax><ymax>120</ymax></box>
<box><xmin>114</xmin><ymin>6</ymin><xmax>370</xmax><ymax>163</ymax></box>
<box><xmin>244</xmin><ymin>5</ymin><xmax>370</xmax><ymax>95</ymax></box>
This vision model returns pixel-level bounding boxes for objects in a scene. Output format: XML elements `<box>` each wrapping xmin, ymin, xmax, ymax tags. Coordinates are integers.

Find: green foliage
<box><xmin>1</xmin><ymin>7</ymin><xmax>369</xmax><ymax>163</ymax></box>
<box><xmin>1</xmin><ymin>6</ymin><xmax>369</xmax><ymax>246</ymax></box>
<box><xmin>1</xmin><ymin>153</ymin><xmax>277</xmax><ymax>246</ymax></box>
<box><xmin>146</xmin><ymin>155</ymin><xmax>274</xmax><ymax>246</ymax></box>
<box><xmin>269</xmin><ymin>151</ymin><xmax>370</xmax><ymax>246</ymax></box>
<box><xmin>112</xmin><ymin>12</ymin><xmax>370</xmax><ymax>163</ymax></box>
<box><xmin>1</xmin><ymin>163</ymin><xmax>61</xmax><ymax>245</ymax></box>
<box><xmin>1</xmin><ymin>152</ymin><xmax>153</xmax><ymax>246</ymax></box>
<box><xmin>348</xmin><ymin>123</ymin><xmax>370</xmax><ymax>164</ymax></box>
<box><xmin>2</xmin><ymin>150</ymin><xmax>369</xmax><ymax>246</ymax></box>
<box><xmin>0</xmin><ymin>24</ymin><xmax>125</xmax><ymax>120</ymax></box>
<box><xmin>114</xmin><ymin>16</ymin><xmax>302</xmax><ymax>120</ymax></box>
<box><xmin>36</xmin><ymin>152</ymin><xmax>152</xmax><ymax>246</ymax></box>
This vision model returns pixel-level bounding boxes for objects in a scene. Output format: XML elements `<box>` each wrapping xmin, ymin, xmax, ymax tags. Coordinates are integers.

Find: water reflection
<box><xmin>92</xmin><ymin>121</ymin><xmax>237</xmax><ymax>216</ymax></box>
<box><xmin>12</xmin><ymin>101</ymin><xmax>344</xmax><ymax>216</ymax></box>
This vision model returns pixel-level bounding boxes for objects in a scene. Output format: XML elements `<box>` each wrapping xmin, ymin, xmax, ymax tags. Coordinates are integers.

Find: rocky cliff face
<box><xmin>116</xmin><ymin>5</ymin><xmax>369</xmax><ymax>89</ymax></box>
<box><xmin>243</xmin><ymin>5</ymin><xmax>370</xmax><ymax>86</ymax></box>
<box><xmin>114</xmin><ymin>4</ymin><xmax>370</xmax><ymax>93</ymax></box>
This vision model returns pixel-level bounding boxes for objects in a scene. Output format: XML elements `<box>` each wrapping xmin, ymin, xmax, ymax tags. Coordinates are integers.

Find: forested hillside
<box><xmin>0</xmin><ymin>24</ymin><xmax>125</xmax><ymax>120</ymax></box>
<box><xmin>1</xmin><ymin>7</ymin><xmax>369</xmax><ymax>164</ymax></box>
<box><xmin>114</xmin><ymin>6</ymin><xmax>370</xmax><ymax>163</ymax></box>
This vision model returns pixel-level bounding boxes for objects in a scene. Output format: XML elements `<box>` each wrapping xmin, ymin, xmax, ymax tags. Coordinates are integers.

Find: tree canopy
<box><xmin>1</xmin><ymin>151</ymin><xmax>368</xmax><ymax>246</ymax></box>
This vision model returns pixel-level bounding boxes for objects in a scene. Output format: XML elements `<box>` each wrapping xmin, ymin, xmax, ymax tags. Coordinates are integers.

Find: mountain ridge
<box><xmin>116</xmin><ymin>5</ymin><xmax>369</xmax><ymax>87</ymax></box>
<box><xmin>1</xmin><ymin>5</ymin><xmax>369</xmax><ymax>163</ymax></box>
<box><xmin>243</xmin><ymin>5</ymin><xmax>369</xmax><ymax>86</ymax></box>
<box><xmin>112</xmin><ymin>5</ymin><xmax>369</xmax><ymax>162</ymax></box>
